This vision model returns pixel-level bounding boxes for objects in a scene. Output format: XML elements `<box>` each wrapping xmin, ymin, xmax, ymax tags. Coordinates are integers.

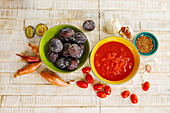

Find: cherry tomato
<box><xmin>82</xmin><ymin>67</ymin><xmax>91</xmax><ymax>74</ymax></box>
<box><xmin>130</xmin><ymin>94</ymin><xmax>138</xmax><ymax>104</ymax></box>
<box><xmin>76</xmin><ymin>81</ymin><xmax>88</xmax><ymax>89</ymax></box>
<box><xmin>93</xmin><ymin>84</ymin><xmax>104</xmax><ymax>91</ymax></box>
<box><xmin>104</xmin><ymin>86</ymin><xmax>111</xmax><ymax>95</ymax></box>
<box><xmin>97</xmin><ymin>91</ymin><xmax>107</xmax><ymax>98</ymax></box>
<box><xmin>121</xmin><ymin>90</ymin><xmax>130</xmax><ymax>98</ymax></box>
<box><xmin>143</xmin><ymin>81</ymin><xmax>150</xmax><ymax>91</ymax></box>
<box><xmin>85</xmin><ymin>74</ymin><xmax>93</xmax><ymax>83</ymax></box>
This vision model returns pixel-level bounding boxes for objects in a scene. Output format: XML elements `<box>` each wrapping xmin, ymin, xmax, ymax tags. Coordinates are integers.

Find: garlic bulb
<box><xmin>105</xmin><ymin>18</ymin><xmax>121</xmax><ymax>34</ymax></box>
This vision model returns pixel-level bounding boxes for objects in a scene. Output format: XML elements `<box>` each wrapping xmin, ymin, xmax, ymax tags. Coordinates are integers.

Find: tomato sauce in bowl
<box><xmin>94</xmin><ymin>41</ymin><xmax>134</xmax><ymax>81</ymax></box>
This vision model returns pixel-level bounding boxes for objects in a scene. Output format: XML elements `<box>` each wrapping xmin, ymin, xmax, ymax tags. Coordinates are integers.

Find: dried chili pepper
<box><xmin>16</xmin><ymin>54</ymin><xmax>41</xmax><ymax>63</ymax></box>
<box><xmin>14</xmin><ymin>61</ymin><xmax>42</xmax><ymax>78</ymax></box>
<box><xmin>28</xmin><ymin>43</ymin><xmax>39</xmax><ymax>56</ymax></box>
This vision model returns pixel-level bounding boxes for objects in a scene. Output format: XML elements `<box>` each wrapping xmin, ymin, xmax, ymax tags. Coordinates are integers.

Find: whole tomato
<box><xmin>143</xmin><ymin>81</ymin><xmax>150</xmax><ymax>91</ymax></box>
<box><xmin>121</xmin><ymin>90</ymin><xmax>130</xmax><ymax>98</ymax></box>
<box><xmin>85</xmin><ymin>74</ymin><xmax>93</xmax><ymax>83</ymax></box>
<box><xmin>82</xmin><ymin>67</ymin><xmax>91</xmax><ymax>74</ymax></box>
<box><xmin>104</xmin><ymin>86</ymin><xmax>111</xmax><ymax>95</ymax></box>
<box><xmin>93</xmin><ymin>84</ymin><xmax>104</xmax><ymax>91</ymax></box>
<box><xmin>97</xmin><ymin>91</ymin><xmax>107</xmax><ymax>98</ymax></box>
<box><xmin>76</xmin><ymin>81</ymin><xmax>88</xmax><ymax>89</ymax></box>
<box><xmin>130</xmin><ymin>94</ymin><xmax>138</xmax><ymax>104</ymax></box>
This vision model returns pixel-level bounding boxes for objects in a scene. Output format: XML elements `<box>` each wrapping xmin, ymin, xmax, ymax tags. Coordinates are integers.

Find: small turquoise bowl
<box><xmin>133</xmin><ymin>32</ymin><xmax>158</xmax><ymax>56</ymax></box>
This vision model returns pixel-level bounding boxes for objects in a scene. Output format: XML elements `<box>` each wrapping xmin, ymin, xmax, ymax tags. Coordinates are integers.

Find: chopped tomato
<box><xmin>94</xmin><ymin>42</ymin><xmax>134</xmax><ymax>81</ymax></box>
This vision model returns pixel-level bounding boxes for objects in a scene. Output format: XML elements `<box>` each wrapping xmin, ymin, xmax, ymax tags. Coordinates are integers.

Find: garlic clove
<box><xmin>145</xmin><ymin>64</ymin><xmax>151</xmax><ymax>73</ymax></box>
<box><xmin>105</xmin><ymin>18</ymin><xmax>121</xmax><ymax>34</ymax></box>
<box><xmin>105</xmin><ymin>19</ymin><xmax>113</xmax><ymax>34</ymax></box>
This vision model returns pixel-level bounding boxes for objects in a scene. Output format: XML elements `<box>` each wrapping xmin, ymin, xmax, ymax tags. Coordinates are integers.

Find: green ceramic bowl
<box><xmin>39</xmin><ymin>24</ymin><xmax>90</xmax><ymax>73</ymax></box>
<box><xmin>133</xmin><ymin>32</ymin><xmax>158</xmax><ymax>56</ymax></box>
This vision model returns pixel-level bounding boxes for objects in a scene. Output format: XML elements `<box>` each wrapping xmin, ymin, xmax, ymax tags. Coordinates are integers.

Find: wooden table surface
<box><xmin>0</xmin><ymin>0</ymin><xmax>170</xmax><ymax>113</ymax></box>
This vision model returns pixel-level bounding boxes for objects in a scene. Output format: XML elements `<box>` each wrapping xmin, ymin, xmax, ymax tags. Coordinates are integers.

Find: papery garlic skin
<box><xmin>145</xmin><ymin>64</ymin><xmax>151</xmax><ymax>73</ymax></box>
<box><xmin>140</xmin><ymin>63</ymin><xmax>145</xmax><ymax>70</ymax></box>
<box><xmin>105</xmin><ymin>18</ymin><xmax>121</xmax><ymax>34</ymax></box>
<box><xmin>127</xmin><ymin>26</ymin><xmax>133</xmax><ymax>37</ymax></box>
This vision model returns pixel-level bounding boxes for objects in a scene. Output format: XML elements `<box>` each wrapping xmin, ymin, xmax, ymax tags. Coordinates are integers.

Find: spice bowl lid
<box><xmin>133</xmin><ymin>32</ymin><xmax>159</xmax><ymax>56</ymax></box>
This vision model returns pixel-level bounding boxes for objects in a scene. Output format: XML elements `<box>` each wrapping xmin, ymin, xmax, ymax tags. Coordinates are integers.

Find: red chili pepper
<box><xmin>14</xmin><ymin>61</ymin><xmax>42</xmax><ymax>78</ymax></box>
<box><xmin>28</xmin><ymin>43</ymin><xmax>39</xmax><ymax>56</ymax></box>
<box><xmin>97</xmin><ymin>91</ymin><xmax>107</xmax><ymax>98</ymax></box>
<box><xmin>143</xmin><ymin>81</ymin><xmax>150</xmax><ymax>91</ymax></box>
<box><xmin>130</xmin><ymin>94</ymin><xmax>138</xmax><ymax>104</ymax></box>
<box><xmin>82</xmin><ymin>67</ymin><xmax>91</xmax><ymax>74</ymax></box>
<box><xmin>76</xmin><ymin>81</ymin><xmax>88</xmax><ymax>89</ymax></box>
<box><xmin>93</xmin><ymin>84</ymin><xmax>104</xmax><ymax>91</ymax></box>
<box><xmin>16</xmin><ymin>54</ymin><xmax>41</xmax><ymax>63</ymax></box>
<box><xmin>85</xmin><ymin>74</ymin><xmax>93</xmax><ymax>84</ymax></box>
<box><xmin>104</xmin><ymin>86</ymin><xmax>111</xmax><ymax>95</ymax></box>
<box><xmin>121</xmin><ymin>90</ymin><xmax>130</xmax><ymax>98</ymax></box>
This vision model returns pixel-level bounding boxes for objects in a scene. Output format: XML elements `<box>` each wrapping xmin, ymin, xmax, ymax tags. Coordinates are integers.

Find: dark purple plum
<box><xmin>49</xmin><ymin>38</ymin><xmax>63</xmax><ymax>53</ymax></box>
<box><xmin>46</xmin><ymin>50</ymin><xmax>58</xmax><ymax>62</ymax></box>
<box><xmin>73</xmin><ymin>32</ymin><xmax>87</xmax><ymax>44</ymax></box>
<box><xmin>66</xmin><ymin>58</ymin><xmax>79</xmax><ymax>70</ymax></box>
<box><xmin>65</xmin><ymin>58</ymin><xmax>71</xmax><ymax>67</ymax></box>
<box><xmin>83</xmin><ymin>20</ymin><xmax>95</xmax><ymax>31</ymax></box>
<box><xmin>56</xmin><ymin>57</ymin><xmax>66</xmax><ymax>69</ymax></box>
<box><xmin>68</xmin><ymin>44</ymin><xmax>82</xmax><ymax>58</ymax></box>
<box><xmin>59</xmin><ymin>28</ymin><xmax>75</xmax><ymax>41</ymax></box>
<box><xmin>79</xmin><ymin>44</ymin><xmax>85</xmax><ymax>54</ymax></box>
<box><xmin>60</xmin><ymin>43</ymin><xmax>71</xmax><ymax>57</ymax></box>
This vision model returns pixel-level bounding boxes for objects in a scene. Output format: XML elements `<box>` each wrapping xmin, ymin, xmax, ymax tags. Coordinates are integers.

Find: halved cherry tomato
<box><xmin>82</xmin><ymin>67</ymin><xmax>91</xmax><ymax>74</ymax></box>
<box><xmin>85</xmin><ymin>74</ymin><xmax>93</xmax><ymax>83</ymax></box>
<box><xmin>76</xmin><ymin>81</ymin><xmax>88</xmax><ymax>89</ymax></box>
<box><xmin>130</xmin><ymin>94</ymin><xmax>138</xmax><ymax>104</ymax></box>
<box><xmin>104</xmin><ymin>86</ymin><xmax>111</xmax><ymax>95</ymax></box>
<box><xmin>121</xmin><ymin>90</ymin><xmax>130</xmax><ymax>98</ymax></box>
<box><xmin>143</xmin><ymin>81</ymin><xmax>150</xmax><ymax>91</ymax></box>
<box><xmin>97</xmin><ymin>91</ymin><xmax>107</xmax><ymax>98</ymax></box>
<box><xmin>93</xmin><ymin>84</ymin><xmax>104</xmax><ymax>91</ymax></box>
